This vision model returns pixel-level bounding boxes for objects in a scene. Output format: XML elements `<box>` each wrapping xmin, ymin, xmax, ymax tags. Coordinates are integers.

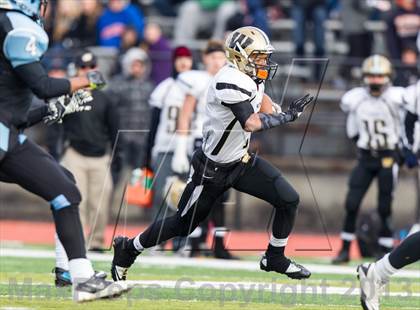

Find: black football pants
<box><xmin>139</xmin><ymin>149</ymin><xmax>300</xmax><ymax>248</ymax></box>
<box><xmin>342</xmin><ymin>151</ymin><xmax>397</xmax><ymax>239</ymax></box>
<box><xmin>389</xmin><ymin>231</ymin><xmax>420</xmax><ymax>269</ymax></box>
<box><xmin>0</xmin><ymin>137</ymin><xmax>86</xmax><ymax>260</ymax></box>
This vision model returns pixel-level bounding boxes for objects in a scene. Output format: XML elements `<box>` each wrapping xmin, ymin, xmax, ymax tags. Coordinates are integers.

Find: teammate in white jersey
<box><xmin>357</xmin><ymin>81</ymin><xmax>420</xmax><ymax>310</ymax></box>
<box><xmin>333</xmin><ymin>55</ymin><xmax>406</xmax><ymax>264</ymax></box>
<box><xmin>111</xmin><ymin>26</ymin><xmax>314</xmax><ymax>281</ymax></box>
<box><xmin>356</xmin><ymin>34</ymin><xmax>420</xmax><ymax>310</ymax></box>
<box><xmin>144</xmin><ymin>46</ymin><xmax>193</xmax><ymax>218</ymax></box>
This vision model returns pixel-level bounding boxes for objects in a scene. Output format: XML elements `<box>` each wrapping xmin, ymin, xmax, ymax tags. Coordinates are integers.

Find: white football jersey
<box><xmin>149</xmin><ymin>77</ymin><xmax>186</xmax><ymax>155</ymax></box>
<box><xmin>341</xmin><ymin>86</ymin><xmax>405</xmax><ymax>151</ymax></box>
<box><xmin>176</xmin><ymin>70</ymin><xmax>212</xmax><ymax>142</ymax></box>
<box><xmin>203</xmin><ymin>65</ymin><xmax>264</xmax><ymax>163</ymax></box>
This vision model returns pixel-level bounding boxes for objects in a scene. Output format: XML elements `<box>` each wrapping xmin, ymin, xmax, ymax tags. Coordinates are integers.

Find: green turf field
<box><xmin>0</xmin><ymin>251</ymin><xmax>419</xmax><ymax>310</ymax></box>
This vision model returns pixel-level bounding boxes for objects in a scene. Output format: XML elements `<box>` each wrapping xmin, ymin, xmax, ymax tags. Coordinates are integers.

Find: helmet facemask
<box><xmin>363</xmin><ymin>74</ymin><xmax>390</xmax><ymax>94</ymax></box>
<box><xmin>246</xmin><ymin>50</ymin><xmax>278</xmax><ymax>84</ymax></box>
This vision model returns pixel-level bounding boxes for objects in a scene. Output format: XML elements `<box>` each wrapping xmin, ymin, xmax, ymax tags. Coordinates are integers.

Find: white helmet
<box><xmin>225</xmin><ymin>26</ymin><xmax>278</xmax><ymax>83</ymax></box>
<box><xmin>361</xmin><ymin>54</ymin><xmax>392</xmax><ymax>93</ymax></box>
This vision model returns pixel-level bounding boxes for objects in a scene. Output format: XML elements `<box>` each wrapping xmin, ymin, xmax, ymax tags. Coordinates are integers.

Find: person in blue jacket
<box><xmin>97</xmin><ymin>0</ymin><xmax>145</xmax><ymax>48</ymax></box>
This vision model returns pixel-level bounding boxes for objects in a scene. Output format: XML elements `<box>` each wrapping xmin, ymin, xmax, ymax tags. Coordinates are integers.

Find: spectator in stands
<box><xmin>63</xmin><ymin>0</ymin><xmax>103</xmax><ymax>48</ymax></box>
<box><xmin>143</xmin><ymin>23</ymin><xmax>172</xmax><ymax>85</ymax></box>
<box><xmin>154</xmin><ymin>0</ymin><xmax>186</xmax><ymax>16</ymax></box>
<box><xmin>49</xmin><ymin>0</ymin><xmax>81</xmax><ymax>45</ymax></box>
<box><xmin>341</xmin><ymin>1</ymin><xmax>374</xmax><ymax>65</ymax></box>
<box><xmin>120</xmin><ymin>26</ymin><xmax>140</xmax><ymax>52</ymax></box>
<box><xmin>226</xmin><ymin>0</ymin><xmax>272</xmax><ymax>36</ymax></box>
<box><xmin>59</xmin><ymin>50</ymin><xmax>122</xmax><ymax>251</ymax></box>
<box><xmin>174</xmin><ymin>0</ymin><xmax>238</xmax><ymax>45</ymax></box>
<box><xmin>97</xmin><ymin>0</ymin><xmax>145</xmax><ymax>48</ymax></box>
<box><xmin>107</xmin><ymin>48</ymin><xmax>154</xmax><ymax>176</ymax></box>
<box><xmin>395</xmin><ymin>42</ymin><xmax>418</xmax><ymax>86</ymax></box>
<box><xmin>291</xmin><ymin>0</ymin><xmax>327</xmax><ymax>80</ymax></box>
<box><xmin>386</xmin><ymin>0</ymin><xmax>420</xmax><ymax>62</ymax></box>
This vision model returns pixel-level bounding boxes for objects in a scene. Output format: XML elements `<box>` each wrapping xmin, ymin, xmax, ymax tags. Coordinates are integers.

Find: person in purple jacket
<box><xmin>144</xmin><ymin>23</ymin><xmax>172</xmax><ymax>85</ymax></box>
<box><xmin>97</xmin><ymin>0</ymin><xmax>145</xmax><ymax>48</ymax></box>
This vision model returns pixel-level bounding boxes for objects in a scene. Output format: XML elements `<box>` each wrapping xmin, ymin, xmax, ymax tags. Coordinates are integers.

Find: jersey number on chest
<box><xmin>363</xmin><ymin>119</ymin><xmax>389</xmax><ymax>149</ymax></box>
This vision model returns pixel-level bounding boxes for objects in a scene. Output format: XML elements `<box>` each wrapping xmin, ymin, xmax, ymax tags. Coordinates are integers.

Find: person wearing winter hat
<box><xmin>143</xmin><ymin>46</ymin><xmax>194</xmax><ymax>223</ymax></box>
<box><xmin>107</xmin><ymin>48</ymin><xmax>154</xmax><ymax>181</ymax></box>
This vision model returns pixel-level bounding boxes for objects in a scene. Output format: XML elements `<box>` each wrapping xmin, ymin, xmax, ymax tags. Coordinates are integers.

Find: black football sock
<box><xmin>52</xmin><ymin>204</ymin><xmax>86</xmax><ymax>260</ymax></box>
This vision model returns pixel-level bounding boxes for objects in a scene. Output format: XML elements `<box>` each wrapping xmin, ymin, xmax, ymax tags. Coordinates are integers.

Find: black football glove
<box><xmin>285</xmin><ymin>94</ymin><xmax>314</xmax><ymax>121</ymax></box>
<box><xmin>87</xmin><ymin>70</ymin><xmax>106</xmax><ymax>90</ymax></box>
<box><xmin>44</xmin><ymin>90</ymin><xmax>93</xmax><ymax>125</ymax></box>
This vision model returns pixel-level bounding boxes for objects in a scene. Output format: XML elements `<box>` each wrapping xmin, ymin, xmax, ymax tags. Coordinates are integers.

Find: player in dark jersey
<box><xmin>0</xmin><ymin>0</ymin><xmax>129</xmax><ymax>302</ymax></box>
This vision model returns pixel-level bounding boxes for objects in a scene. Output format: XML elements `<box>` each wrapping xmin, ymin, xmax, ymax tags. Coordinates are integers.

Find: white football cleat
<box><xmin>73</xmin><ymin>271</ymin><xmax>131</xmax><ymax>302</ymax></box>
<box><xmin>357</xmin><ymin>263</ymin><xmax>386</xmax><ymax>310</ymax></box>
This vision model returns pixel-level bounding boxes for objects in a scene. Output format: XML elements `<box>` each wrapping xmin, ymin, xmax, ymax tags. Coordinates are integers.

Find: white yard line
<box><xmin>1</xmin><ymin>247</ymin><xmax>419</xmax><ymax>279</ymax></box>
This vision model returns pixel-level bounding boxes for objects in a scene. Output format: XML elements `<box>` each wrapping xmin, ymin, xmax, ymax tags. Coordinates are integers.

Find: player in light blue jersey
<box><xmin>0</xmin><ymin>0</ymin><xmax>130</xmax><ymax>302</ymax></box>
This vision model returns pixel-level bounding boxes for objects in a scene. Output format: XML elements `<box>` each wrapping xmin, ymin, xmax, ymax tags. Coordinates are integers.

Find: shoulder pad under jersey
<box><xmin>214</xmin><ymin>66</ymin><xmax>257</xmax><ymax>104</ymax></box>
<box><xmin>149</xmin><ymin>77</ymin><xmax>175</xmax><ymax>108</ymax></box>
<box><xmin>382</xmin><ymin>86</ymin><xmax>405</xmax><ymax>106</ymax></box>
<box><xmin>340</xmin><ymin>87</ymin><xmax>367</xmax><ymax>113</ymax></box>
<box><xmin>3</xmin><ymin>12</ymin><xmax>49</xmax><ymax>68</ymax></box>
<box><xmin>177</xmin><ymin>70</ymin><xmax>211</xmax><ymax>98</ymax></box>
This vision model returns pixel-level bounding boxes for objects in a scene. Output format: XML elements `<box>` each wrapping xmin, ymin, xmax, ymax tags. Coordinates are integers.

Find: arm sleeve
<box><xmin>223</xmin><ymin>100</ymin><xmax>254</xmax><ymax>128</ymax></box>
<box><xmin>17</xmin><ymin>104</ymin><xmax>48</xmax><ymax>129</ymax></box>
<box><xmin>14</xmin><ymin>62</ymin><xmax>71</xmax><ymax>99</ymax></box>
<box><xmin>258</xmin><ymin>112</ymin><xmax>295</xmax><ymax>130</ymax></box>
<box><xmin>143</xmin><ymin>107</ymin><xmax>161</xmax><ymax>168</ymax></box>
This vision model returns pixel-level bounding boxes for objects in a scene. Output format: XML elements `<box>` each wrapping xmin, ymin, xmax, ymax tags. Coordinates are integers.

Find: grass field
<box><xmin>0</xmin><ymin>246</ymin><xmax>419</xmax><ymax>310</ymax></box>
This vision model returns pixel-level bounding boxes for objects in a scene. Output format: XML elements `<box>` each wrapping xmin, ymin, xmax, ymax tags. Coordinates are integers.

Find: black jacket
<box><xmin>62</xmin><ymin>89</ymin><xmax>121</xmax><ymax>157</ymax></box>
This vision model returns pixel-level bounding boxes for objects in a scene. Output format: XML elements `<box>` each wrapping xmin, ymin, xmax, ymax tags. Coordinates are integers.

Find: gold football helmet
<box><xmin>361</xmin><ymin>55</ymin><xmax>392</xmax><ymax>94</ymax></box>
<box><xmin>225</xmin><ymin>26</ymin><xmax>278</xmax><ymax>83</ymax></box>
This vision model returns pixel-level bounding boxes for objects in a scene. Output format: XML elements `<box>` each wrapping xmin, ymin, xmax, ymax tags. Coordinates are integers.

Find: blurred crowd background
<box><xmin>2</xmin><ymin>0</ymin><xmax>419</xmax><ymax>237</ymax></box>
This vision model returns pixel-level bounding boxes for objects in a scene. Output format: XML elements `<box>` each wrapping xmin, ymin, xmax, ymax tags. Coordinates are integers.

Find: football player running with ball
<box><xmin>111</xmin><ymin>26</ymin><xmax>314</xmax><ymax>280</ymax></box>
